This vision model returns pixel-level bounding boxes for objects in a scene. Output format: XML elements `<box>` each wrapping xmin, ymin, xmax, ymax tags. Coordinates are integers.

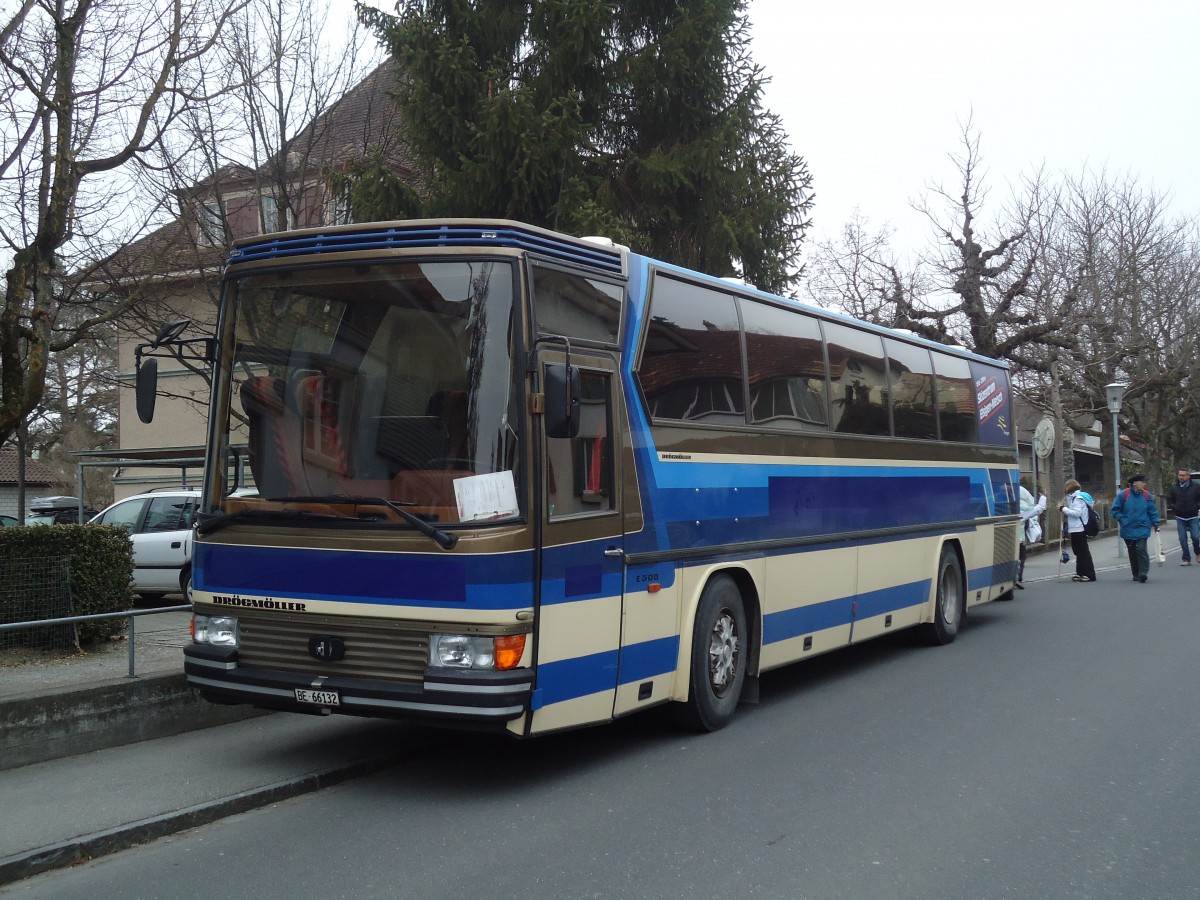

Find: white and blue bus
<box><xmin>148</xmin><ymin>219</ymin><xmax>1019</xmax><ymax>736</ymax></box>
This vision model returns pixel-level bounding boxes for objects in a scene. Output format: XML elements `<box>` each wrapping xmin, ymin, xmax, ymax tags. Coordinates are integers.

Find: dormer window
<box><xmin>198</xmin><ymin>200</ymin><xmax>225</xmax><ymax>245</ymax></box>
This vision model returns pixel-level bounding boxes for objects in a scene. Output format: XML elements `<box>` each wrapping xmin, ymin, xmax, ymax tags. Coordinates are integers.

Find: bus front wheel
<box><xmin>677</xmin><ymin>574</ymin><xmax>747</xmax><ymax>732</ymax></box>
<box><xmin>920</xmin><ymin>546</ymin><xmax>964</xmax><ymax>646</ymax></box>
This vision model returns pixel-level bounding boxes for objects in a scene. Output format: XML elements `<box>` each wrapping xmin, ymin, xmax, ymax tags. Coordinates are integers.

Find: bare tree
<box><xmin>0</xmin><ymin>0</ymin><xmax>245</xmax><ymax>450</ymax></box>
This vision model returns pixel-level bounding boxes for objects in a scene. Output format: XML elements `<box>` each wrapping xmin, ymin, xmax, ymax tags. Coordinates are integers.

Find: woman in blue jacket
<box><xmin>1111</xmin><ymin>473</ymin><xmax>1161</xmax><ymax>583</ymax></box>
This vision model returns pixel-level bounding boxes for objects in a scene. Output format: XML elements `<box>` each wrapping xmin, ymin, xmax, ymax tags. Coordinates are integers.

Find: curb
<box><xmin>0</xmin><ymin>749</ymin><xmax>416</xmax><ymax>887</ymax></box>
<box><xmin>0</xmin><ymin>673</ymin><xmax>265</xmax><ymax>771</ymax></box>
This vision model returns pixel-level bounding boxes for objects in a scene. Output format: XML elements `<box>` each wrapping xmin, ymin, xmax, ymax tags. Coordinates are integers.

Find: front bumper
<box><xmin>184</xmin><ymin>644</ymin><xmax>534</xmax><ymax>729</ymax></box>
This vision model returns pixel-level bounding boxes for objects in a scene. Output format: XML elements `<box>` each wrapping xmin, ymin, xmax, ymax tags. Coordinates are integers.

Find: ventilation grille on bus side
<box><xmin>236</xmin><ymin>611</ymin><xmax>429</xmax><ymax>684</ymax></box>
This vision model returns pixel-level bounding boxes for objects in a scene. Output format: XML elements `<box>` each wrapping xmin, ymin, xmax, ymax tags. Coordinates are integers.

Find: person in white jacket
<box><xmin>1017</xmin><ymin>483</ymin><xmax>1047</xmax><ymax>588</ymax></box>
<box><xmin>1060</xmin><ymin>478</ymin><xmax>1097</xmax><ymax>582</ymax></box>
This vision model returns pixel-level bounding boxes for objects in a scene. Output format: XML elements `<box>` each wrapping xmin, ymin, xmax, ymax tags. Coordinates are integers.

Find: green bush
<box><xmin>0</xmin><ymin>525</ymin><xmax>135</xmax><ymax>643</ymax></box>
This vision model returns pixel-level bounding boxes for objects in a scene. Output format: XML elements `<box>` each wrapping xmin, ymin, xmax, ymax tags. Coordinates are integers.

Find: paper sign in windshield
<box><xmin>454</xmin><ymin>471</ymin><xmax>519</xmax><ymax>522</ymax></box>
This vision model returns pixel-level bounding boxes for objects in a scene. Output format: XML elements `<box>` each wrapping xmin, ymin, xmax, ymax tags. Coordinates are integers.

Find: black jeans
<box><xmin>1070</xmin><ymin>531</ymin><xmax>1096</xmax><ymax>580</ymax></box>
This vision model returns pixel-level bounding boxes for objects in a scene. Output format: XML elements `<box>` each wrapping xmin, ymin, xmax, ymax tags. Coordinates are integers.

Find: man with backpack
<box><xmin>1111</xmin><ymin>473</ymin><xmax>1161</xmax><ymax>583</ymax></box>
<box><xmin>1166</xmin><ymin>468</ymin><xmax>1200</xmax><ymax>566</ymax></box>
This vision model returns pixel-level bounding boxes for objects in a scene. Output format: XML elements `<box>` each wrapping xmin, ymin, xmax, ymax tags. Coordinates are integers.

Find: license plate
<box><xmin>295</xmin><ymin>688</ymin><xmax>340</xmax><ymax>707</ymax></box>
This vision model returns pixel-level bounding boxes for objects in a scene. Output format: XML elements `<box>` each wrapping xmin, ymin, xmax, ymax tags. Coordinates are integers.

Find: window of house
<box><xmin>198</xmin><ymin>200</ymin><xmax>225</xmax><ymax>245</ymax></box>
<box><xmin>261</xmin><ymin>194</ymin><xmax>283</xmax><ymax>234</ymax></box>
<box><xmin>329</xmin><ymin>186</ymin><xmax>352</xmax><ymax>226</ymax></box>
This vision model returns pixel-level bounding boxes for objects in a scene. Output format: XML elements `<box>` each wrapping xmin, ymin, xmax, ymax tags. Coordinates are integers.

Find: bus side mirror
<box><xmin>136</xmin><ymin>357</ymin><xmax>158</xmax><ymax>424</ymax></box>
<box><xmin>544</xmin><ymin>363</ymin><xmax>580</xmax><ymax>439</ymax></box>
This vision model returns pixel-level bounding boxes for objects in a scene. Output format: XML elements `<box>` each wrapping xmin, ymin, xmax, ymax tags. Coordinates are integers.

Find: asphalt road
<box><xmin>6</xmin><ymin>561</ymin><xmax>1200</xmax><ymax>900</ymax></box>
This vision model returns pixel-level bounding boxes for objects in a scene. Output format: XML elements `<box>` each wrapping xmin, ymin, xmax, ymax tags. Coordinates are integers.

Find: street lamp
<box><xmin>1107</xmin><ymin>382</ymin><xmax>1128</xmax><ymax>558</ymax></box>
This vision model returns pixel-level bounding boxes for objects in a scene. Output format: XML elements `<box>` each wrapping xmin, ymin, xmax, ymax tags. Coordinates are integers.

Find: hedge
<box><xmin>0</xmin><ymin>524</ymin><xmax>136</xmax><ymax>643</ymax></box>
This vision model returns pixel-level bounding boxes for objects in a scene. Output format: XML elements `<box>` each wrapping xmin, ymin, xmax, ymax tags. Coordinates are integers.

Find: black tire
<box><xmin>919</xmin><ymin>546</ymin><xmax>965</xmax><ymax>645</ymax></box>
<box><xmin>180</xmin><ymin>566</ymin><xmax>193</xmax><ymax>603</ymax></box>
<box><xmin>676</xmin><ymin>574</ymin><xmax>747</xmax><ymax>732</ymax></box>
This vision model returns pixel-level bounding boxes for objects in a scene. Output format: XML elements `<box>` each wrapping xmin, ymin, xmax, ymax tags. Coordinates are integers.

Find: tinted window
<box><xmin>742</xmin><ymin>300</ymin><xmax>827</xmax><ymax>429</ymax></box>
<box><xmin>96</xmin><ymin>498</ymin><xmax>147</xmax><ymax>530</ymax></box>
<box><xmin>144</xmin><ymin>496</ymin><xmax>197</xmax><ymax>532</ymax></box>
<box><xmin>532</xmin><ymin>265</ymin><xmax>622</xmax><ymax>344</ymax></box>
<box><xmin>547</xmin><ymin>370</ymin><xmax>613</xmax><ymax>519</ymax></box>
<box><xmin>638</xmin><ymin>277</ymin><xmax>745</xmax><ymax>424</ymax></box>
<box><xmin>885</xmin><ymin>338</ymin><xmax>936</xmax><ymax>440</ymax></box>
<box><xmin>825</xmin><ymin>322</ymin><xmax>889</xmax><ymax>436</ymax></box>
<box><xmin>933</xmin><ymin>353</ymin><xmax>979</xmax><ymax>442</ymax></box>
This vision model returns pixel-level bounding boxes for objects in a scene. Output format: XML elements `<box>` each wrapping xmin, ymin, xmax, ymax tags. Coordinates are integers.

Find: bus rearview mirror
<box><xmin>544</xmin><ymin>363</ymin><xmax>580</xmax><ymax>439</ymax></box>
<box><xmin>136</xmin><ymin>358</ymin><xmax>158</xmax><ymax>423</ymax></box>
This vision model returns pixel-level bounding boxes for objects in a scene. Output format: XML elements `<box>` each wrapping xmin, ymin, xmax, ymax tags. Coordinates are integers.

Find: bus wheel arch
<box><xmin>676</xmin><ymin>571</ymin><xmax>752</xmax><ymax>732</ymax></box>
<box><xmin>919</xmin><ymin>541</ymin><xmax>965</xmax><ymax>646</ymax></box>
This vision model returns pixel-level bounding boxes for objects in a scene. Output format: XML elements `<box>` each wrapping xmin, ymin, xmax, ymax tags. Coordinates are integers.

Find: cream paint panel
<box><xmin>613</xmin><ymin>579</ymin><xmax>681</xmax><ymax>717</ymax></box>
<box><xmin>759</xmin><ymin>545</ymin><xmax>857</xmax><ymax>671</ymax></box>
<box><xmin>537</xmin><ymin>594</ymin><xmax>622</xmax><ymax>664</ymax></box>
<box><xmin>853</xmin><ymin>535</ymin><xmax>936</xmax><ymax>640</ymax></box>
<box><xmin>760</xmin><ymin>627</ymin><xmax>853</xmax><ymax>670</ymax></box>
<box><xmin>529</xmin><ymin>691</ymin><xmax>617</xmax><ymax>735</ymax></box>
<box><xmin>614</xmin><ymin>675</ymin><xmax>675</xmax><ymax>714</ymax></box>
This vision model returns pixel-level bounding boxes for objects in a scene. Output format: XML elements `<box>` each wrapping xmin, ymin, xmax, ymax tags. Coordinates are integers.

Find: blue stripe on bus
<box><xmin>762</xmin><ymin>596</ymin><xmax>853</xmax><ymax>643</ymax></box>
<box><xmin>531</xmin><ymin>649</ymin><xmax>619</xmax><ymax>709</ymax></box>
<box><xmin>618</xmin><ymin>635</ymin><xmax>680</xmax><ymax>684</ymax></box>
<box><xmin>195</xmin><ymin>544</ymin><xmax>533</xmax><ymax>609</ymax></box>
<box><xmin>625</xmin><ymin>467</ymin><xmax>992</xmax><ymax>555</ymax></box>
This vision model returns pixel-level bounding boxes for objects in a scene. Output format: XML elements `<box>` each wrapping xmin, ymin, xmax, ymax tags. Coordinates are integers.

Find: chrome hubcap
<box><xmin>708</xmin><ymin>610</ymin><xmax>740</xmax><ymax>696</ymax></box>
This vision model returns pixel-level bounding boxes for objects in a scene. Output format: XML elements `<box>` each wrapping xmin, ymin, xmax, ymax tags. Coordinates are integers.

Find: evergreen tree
<box><xmin>354</xmin><ymin>0</ymin><xmax>812</xmax><ymax>293</ymax></box>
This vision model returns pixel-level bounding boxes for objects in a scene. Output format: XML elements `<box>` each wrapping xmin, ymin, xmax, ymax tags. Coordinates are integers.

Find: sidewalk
<box><xmin>1020</xmin><ymin>529</ymin><xmax>1170</xmax><ymax>584</ymax></box>
<box><xmin>0</xmin><ymin>712</ymin><xmax>446</xmax><ymax>886</ymax></box>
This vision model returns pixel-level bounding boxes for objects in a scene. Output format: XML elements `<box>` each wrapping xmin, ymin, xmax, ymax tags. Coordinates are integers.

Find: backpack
<box><xmin>1083</xmin><ymin>503</ymin><xmax>1100</xmax><ymax>537</ymax></box>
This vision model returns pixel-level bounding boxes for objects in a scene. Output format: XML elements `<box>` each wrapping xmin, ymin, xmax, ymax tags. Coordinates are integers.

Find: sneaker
<box><xmin>1139</xmin><ymin>574</ymin><xmax>1148</xmax><ymax>583</ymax></box>
<box><xmin>1182</xmin><ymin>560</ymin><xmax>1192</xmax><ymax>566</ymax></box>
<box><xmin>1082</xmin><ymin>576</ymin><xmax>1094</xmax><ymax>582</ymax></box>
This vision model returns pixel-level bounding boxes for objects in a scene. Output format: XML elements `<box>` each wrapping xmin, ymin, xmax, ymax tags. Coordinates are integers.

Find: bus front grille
<box><xmin>236</xmin><ymin>613</ymin><xmax>430</xmax><ymax>684</ymax></box>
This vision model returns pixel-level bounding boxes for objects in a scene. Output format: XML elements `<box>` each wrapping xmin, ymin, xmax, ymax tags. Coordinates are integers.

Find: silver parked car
<box><xmin>90</xmin><ymin>490</ymin><xmax>200</xmax><ymax>601</ymax></box>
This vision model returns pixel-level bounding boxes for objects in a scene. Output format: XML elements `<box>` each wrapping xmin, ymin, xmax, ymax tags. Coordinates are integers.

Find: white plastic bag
<box><xmin>1153</xmin><ymin>530</ymin><xmax>1166</xmax><ymax>565</ymax></box>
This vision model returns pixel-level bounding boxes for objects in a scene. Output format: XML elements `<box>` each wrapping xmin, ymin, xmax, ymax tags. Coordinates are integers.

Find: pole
<box><xmin>1112</xmin><ymin>408</ymin><xmax>1124</xmax><ymax>559</ymax></box>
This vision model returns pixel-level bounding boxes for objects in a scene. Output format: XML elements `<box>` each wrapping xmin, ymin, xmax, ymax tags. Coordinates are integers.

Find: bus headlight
<box><xmin>430</xmin><ymin>633</ymin><xmax>526</xmax><ymax>670</ymax></box>
<box><xmin>192</xmin><ymin>614</ymin><xmax>239</xmax><ymax>648</ymax></box>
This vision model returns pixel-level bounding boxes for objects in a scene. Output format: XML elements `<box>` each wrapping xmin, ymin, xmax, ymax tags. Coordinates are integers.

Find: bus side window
<box><xmin>547</xmin><ymin>371</ymin><xmax>613</xmax><ymax>518</ymax></box>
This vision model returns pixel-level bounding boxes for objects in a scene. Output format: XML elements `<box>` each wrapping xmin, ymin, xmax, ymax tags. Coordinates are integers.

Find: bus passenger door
<box><xmin>533</xmin><ymin>359</ymin><xmax>625</xmax><ymax>733</ymax></box>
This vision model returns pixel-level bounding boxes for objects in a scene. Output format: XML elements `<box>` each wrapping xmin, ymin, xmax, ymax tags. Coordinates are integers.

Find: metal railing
<box><xmin>0</xmin><ymin>605</ymin><xmax>190</xmax><ymax>678</ymax></box>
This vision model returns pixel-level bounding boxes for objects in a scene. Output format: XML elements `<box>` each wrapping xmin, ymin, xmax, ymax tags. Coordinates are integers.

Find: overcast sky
<box><xmin>747</xmin><ymin>0</ymin><xmax>1200</xmax><ymax>258</ymax></box>
<box><xmin>339</xmin><ymin>0</ymin><xmax>1199</xmax><ymax>258</ymax></box>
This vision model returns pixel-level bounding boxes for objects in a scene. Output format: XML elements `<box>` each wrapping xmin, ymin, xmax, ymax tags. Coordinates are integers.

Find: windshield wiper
<box><xmin>196</xmin><ymin>505</ymin><xmax>360</xmax><ymax>537</ymax></box>
<box><xmin>260</xmin><ymin>494</ymin><xmax>459</xmax><ymax>550</ymax></box>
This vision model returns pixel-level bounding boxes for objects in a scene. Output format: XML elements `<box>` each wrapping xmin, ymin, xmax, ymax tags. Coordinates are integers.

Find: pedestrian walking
<box><xmin>1166</xmin><ymin>467</ymin><xmax>1200</xmax><ymax>565</ymax></box>
<box><xmin>1017</xmin><ymin>482</ymin><xmax>1047</xmax><ymax>588</ymax></box>
<box><xmin>1060</xmin><ymin>478</ymin><xmax>1096</xmax><ymax>582</ymax></box>
<box><xmin>1111</xmin><ymin>473</ymin><xmax>1161</xmax><ymax>583</ymax></box>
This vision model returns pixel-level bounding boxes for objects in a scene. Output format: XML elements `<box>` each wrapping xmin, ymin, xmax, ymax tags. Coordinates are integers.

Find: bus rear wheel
<box><xmin>920</xmin><ymin>546</ymin><xmax>964</xmax><ymax>646</ymax></box>
<box><xmin>677</xmin><ymin>574</ymin><xmax>747</xmax><ymax>732</ymax></box>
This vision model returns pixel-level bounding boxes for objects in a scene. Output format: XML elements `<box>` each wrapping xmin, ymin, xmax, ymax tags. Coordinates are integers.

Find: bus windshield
<box><xmin>223</xmin><ymin>259</ymin><xmax>521</xmax><ymax>527</ymax></box>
